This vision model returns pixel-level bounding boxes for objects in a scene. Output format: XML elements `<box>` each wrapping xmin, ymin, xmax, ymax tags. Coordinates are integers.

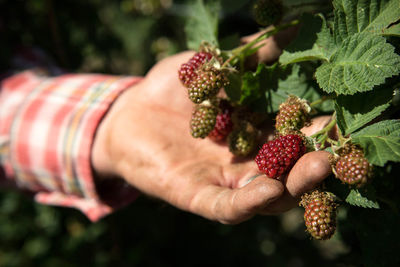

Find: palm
<box><xmin>96</xmin><ymin>51</ymin><xmax>332</xmax><ymax>224</ymax></box>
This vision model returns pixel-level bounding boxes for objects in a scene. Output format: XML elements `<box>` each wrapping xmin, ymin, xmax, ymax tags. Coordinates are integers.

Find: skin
<box><xmin>91</xmin><ymin>29</ymin><xmax>332</xmax><ymax>224</ymax></box>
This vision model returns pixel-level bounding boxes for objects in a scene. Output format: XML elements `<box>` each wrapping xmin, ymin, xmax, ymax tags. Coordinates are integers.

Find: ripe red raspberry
<box><xmin>187</xmin><ymin>66</ymin><xmax>228</xmax><ymax>104</ymax></box>
<box><xmin>275</xmin><ymin>95</ymin><xmax>310</xmax><ymax>134</ymax></box>
<box><xmin>255</xmin><ymin>134</ymin><xmax>306</xmax><ymax>179</ymax></box>
<box><xmin>300</xmin><ymin>190</ymin><xmax>337</xmax><ymax>240</ymax></box>
<box><xmin>252</xmin><ymin>0</ymin><xmax>283</xmax><ymax>26</ymax></box>
<box><xmin>190</xmin><ymin>104</ymin><xmax>218</xmax><ymax>138</ymax></box>
<box><xmin>208</xmin><ymin>100</ymin><xmax>234</xmax><ymax>141</ymax></box>
<box><xmin>333</xmin><ymin>145</ymin><xmax>373</xmax><ymax>188</ymax></box>
<box><xmin>178</xmin><ymin>52</ymin><xmax>213</xmax><ymax>86</ymax></box>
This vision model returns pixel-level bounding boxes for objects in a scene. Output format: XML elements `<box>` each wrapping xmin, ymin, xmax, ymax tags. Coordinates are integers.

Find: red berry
<box><xmin>255</xmin><ymin>134</ymin><xmax>306</xmax><ymax>179</ymax></box>
<box><xmin>300</xmin><ymin>190</ymin><xmax>337</xmax><ymax>240</ymax></box>
<box><xmin>208</xmin><ymin>100</ymin><xmax>234</xmax><ymax>141</ymax></box>
<box><xmin>333</xmin><ymin>145</ymin><xmax>373</xmax><ymax>187</ymax></box>
<box><xmin>178</xmin><ymin>52</ymin><xmax>213</xmax><ymax>86</ymax></box>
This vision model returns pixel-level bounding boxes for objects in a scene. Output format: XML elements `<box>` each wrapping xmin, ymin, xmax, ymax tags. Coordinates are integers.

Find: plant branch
<box><xmin>221</xmin><ymin>19</ymin><xmax>299</xmax><ymax>68</ymax></box>
<box><xmin>310</xmin><ymin>96</ymin><xmax>333</xmax><ymax>108</ymax></box>
<box><xmin>310</xmin><ymin>113</ymin><xmax>337</xmax><ymax>138</ymax></box>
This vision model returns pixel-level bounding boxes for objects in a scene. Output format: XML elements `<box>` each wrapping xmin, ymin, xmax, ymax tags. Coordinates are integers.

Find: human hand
<box><xmin>91</xmin><ymin>31</ymin><xmax>331</xmax><ymax>224</ymax></box>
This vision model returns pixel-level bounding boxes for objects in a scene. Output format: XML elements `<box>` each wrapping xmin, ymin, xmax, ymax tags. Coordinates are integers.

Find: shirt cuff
<box><xmin>0</xmin><ymin>70</ymin><xmax>143</xmax><ymax>221</ymax></box>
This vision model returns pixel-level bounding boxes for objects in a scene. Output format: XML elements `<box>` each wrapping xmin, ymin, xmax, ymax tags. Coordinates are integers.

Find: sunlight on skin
<box><xmin>91</xmin><ymin>29</ymin><xmax>332</xmax><ymax>224</ymax></box>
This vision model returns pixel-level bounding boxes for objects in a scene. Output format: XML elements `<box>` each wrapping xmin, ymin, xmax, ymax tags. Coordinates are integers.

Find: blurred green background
<box><xmin>1</xmin><ymin>0</ymin><xmax>399</xmax><ymax>266</ymax></box>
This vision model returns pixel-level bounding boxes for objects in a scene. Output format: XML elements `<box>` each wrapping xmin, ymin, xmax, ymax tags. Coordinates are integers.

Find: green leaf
<box><xmin>351</xmin><ymin>120</ymin><xmax>400</xmax><ymax>166</ymax></box>
<box><xmin>345</xmin><ymin>188</ymin><xmax>380</xmax><ymax>209</ymax></box>
<box><xmin>224</xmin><ymin>72</ymin><xmax>242</xmax><ymax>102</ymax></box>
<box><xmin>269</xmin><ymin>63</ymin><xmax>329</xmax><ymax>112</ymax></box>
<box><xmin>240</xmin><ymin>63</ymin><xmax>278</xmax><ymax>107</ymax></box>
<box><xmin>382</xmin><ymin>21</ymin><xmax>400</xmax><ymax>36</ymax></box>
<box><xmin>184</xmin><ymin>0</ymin><xmax>220</xmax><ymax>50</ymax></box>
<box><xmin>364</xmin><ymin>0</ymin><xmax>400</xmax><ymax>36</ymax></box>
<box><xmin>315</xmin><ymin>32</ymin><xmax>400</xmax><ymax>95</ymax></box>
<box><xmin>335</xmin><ymin>88</ymin><xmax>393</xmax><ymax>135</ymax></box>
<box><xmin>279</xmin><ymin>13</ymin><xmax>335</xmax><ymax>65</ymax></box>
<box><xmin>333</xmin><ymin>0</ymin><xmax>400</xmax><ymax>43</ymax></box>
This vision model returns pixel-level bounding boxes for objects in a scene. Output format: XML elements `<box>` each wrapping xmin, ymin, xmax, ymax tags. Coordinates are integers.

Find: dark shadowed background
<box><xmin>1</xmin><ymin>0</ymin><xmax>399</xmax><ymax>266</ymax></box>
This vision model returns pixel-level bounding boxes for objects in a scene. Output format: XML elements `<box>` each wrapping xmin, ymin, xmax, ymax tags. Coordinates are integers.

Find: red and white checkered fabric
<box><xmin>0</xmin><ymin>69</ymin><xmax>142</xmax><ymax>221</ymax></box>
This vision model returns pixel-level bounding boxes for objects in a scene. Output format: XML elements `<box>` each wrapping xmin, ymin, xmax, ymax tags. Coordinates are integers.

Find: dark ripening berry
<box><xmin>334</xmin><ymin>145</ymin><xmax>373</xmax><ymax>188</ymax></box>
<box><xmin>255</xmin><ymin>134</ymin><xmax>306</xmax><ymax>179</ymax></box>
<box><xmin>253</xmin><ymin>0</ymin><xmax>283</xmax><ymax>27</ymax></box>
<box><xmin>188</xmin><ymin>66</ymin><xmax>228</xmax><ymax>104</ymax></box>
<box><xmin>190</xmin><ymin>104</ymin><xmax>218</xmax><ymax>138</ymax></box>
<box><xmin>275</xmin><ymin>95</ymin><xmax>310</xmax><ymax>134</ymax></box>
<box><xmin>178</xmin><ymin>52</ymin><xmax>213</xmax><ymax>86</ymax></box>
<box><xmin>228</xmin><ymin>126</ymin><xmax>257</xmax><ymax>156</ymax></box>
<box><xmin>301</xmin><ymin>190</ymin><xmax>337</xmax><ymax>240</ymax></box>
<box><xmin>208</xmin><ymin>100</ymin><xmax>234</xmax><ymax>141</ymax></box>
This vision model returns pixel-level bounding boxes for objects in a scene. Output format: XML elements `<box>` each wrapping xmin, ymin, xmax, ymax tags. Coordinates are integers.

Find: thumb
<box><xmin>260</xmin><ymin>150</ymin><xmax>332</xmax><ymax>214</ymax></box>
<box><xmin>188</xmin><ymin>175</ymin><xmax>284</xmax><ymax>224</ymax></box>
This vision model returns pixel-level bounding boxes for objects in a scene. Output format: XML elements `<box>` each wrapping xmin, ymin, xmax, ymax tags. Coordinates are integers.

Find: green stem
<box><xmin>309</xmin><ymin>96</ymin><xmax>333</xmax><ymax>108</ymax></box>
<box><xmin>326</xmin><ymin>137</ymin><xmax>339</xmax><ymax>146</ymax></box>
<box><xmin>221</xmin><ymin>19</ymin><xmax>300</xmax><ymax>68</ymax></box>
<box><xmin>288</xmin><ymin>1</ymin><xmax>330</xmax><ymax>9</ymax></box>
<box><xmin>310</xmin><ymin>113</ymin><xmax>337</xmax><ymax>138</ymax></box>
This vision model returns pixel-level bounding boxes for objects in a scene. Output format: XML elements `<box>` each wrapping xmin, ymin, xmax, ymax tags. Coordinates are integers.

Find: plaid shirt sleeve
<box><xmin>0</xmin><ymin>69</ymin><xmax>143</xmax><ymax>221</ymax></box>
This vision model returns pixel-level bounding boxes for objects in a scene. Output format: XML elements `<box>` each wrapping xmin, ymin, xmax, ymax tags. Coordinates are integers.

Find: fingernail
<box><xmin>242</xmin><ymin>174</ymin><xmax>264</xmax><ymax>187</ymax></box>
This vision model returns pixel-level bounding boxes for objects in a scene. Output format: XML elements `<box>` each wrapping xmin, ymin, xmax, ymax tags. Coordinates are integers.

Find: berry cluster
<box><xmin>178</xmin><ymin>51</ymin><xmax>228</xmax><ymax>104</ymax></box>
<box><xmin>253</xmin><ymin>94</ymin><xmax>340</xmax><ymax>240</ymax></box>
<box><xmin>255</xmin><ymin>95</ymin><xmax>310</xmax><ymax>179</ymax></box>
<box><xmin>180</xmin><ymin>50</ymin><xmax>262</xmax><ymax>156</ymax></box>
<box><xmin>180</xmin><ymin>36</ymin><xmax>376</xmax><ymax>242</ymax></box>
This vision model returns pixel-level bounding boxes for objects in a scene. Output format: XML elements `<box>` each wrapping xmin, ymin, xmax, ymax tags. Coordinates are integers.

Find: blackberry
<box><xmin>300</xmin><ymin>190</ymin><xmax>338</xmax><ymax>240</ymax></box>
<box><xmin>333</xmin><ymin>145</ymin><xmax>373</xmax><ymax>188</ymax></box>
<box><xmin>255</xmin><ymin>133</ymin><xmax>306</xmax><ymax>179</ymax></box>
<box><xmin>208</xmin><ymin>99</ymin><xmax>234</xmax><ymax>141</ymax></box>
<box><xmin>275</xmin><ymin>95</ymin><xmax>311</xmax><ymax>134</ymax></box>
<box><xmin>190</xmin><ymin>104</ymin><xmax>218</xmax><ymax>138</ymax></box>
<box><xmin>178</xmin><ymin>52</ymin><xmax>213</xmax><ymax>87</ymax></box>
<box><xmin>188</xmin><ymin>66</ymin><xmax>228</xmax><ymax>104</ymax></box>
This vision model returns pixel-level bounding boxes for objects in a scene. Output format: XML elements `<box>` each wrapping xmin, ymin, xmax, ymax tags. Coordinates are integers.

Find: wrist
<box><xmin>91</xmin><ymin>85</ymin><xmax>136</xmax><ymax>179</ymax></box>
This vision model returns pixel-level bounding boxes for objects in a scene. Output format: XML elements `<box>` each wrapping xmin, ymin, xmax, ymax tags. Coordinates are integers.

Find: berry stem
<box><xmin>222</xmin><ymin>19</ymin><xmax>300</xmax><ymax>68</ymax></box>
<box><xmin>310</xmin><ymin>113</ymin><xmax>337</xmax><ymax>139</ymax></box>
<box><xmin>287</xmin><ymin>1</ymin><xmax>330</xmax><ymax>9</ymax></box>
<box><xmin>309</xmin><ymin>96</ymin><xmax>333</xmax><ymax>108</ymax></box>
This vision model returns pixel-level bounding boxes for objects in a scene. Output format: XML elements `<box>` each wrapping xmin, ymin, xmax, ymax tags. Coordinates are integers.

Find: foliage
<box><xmin>184</xmin><ymin>0</ymin><xmax>400</xmax><ymax>265</ymax></box>
<box><xmin>1</xmin><ymin>0</ymin><xmax>400</xmax><ymax>266</ymax></box>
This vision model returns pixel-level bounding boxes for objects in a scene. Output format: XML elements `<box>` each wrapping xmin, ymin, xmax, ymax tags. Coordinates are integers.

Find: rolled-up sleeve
<box><xmin>0</xmin><ymin>70</ymin><xmax>143</xmax><ymax>221</ymax></box>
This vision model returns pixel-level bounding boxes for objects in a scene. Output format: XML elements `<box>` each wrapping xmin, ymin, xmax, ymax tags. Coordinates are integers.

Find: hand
<box><xmin>91</xmin><ymin>32</ymin><xmax>331</xmax><ymax>224</ymax></box>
